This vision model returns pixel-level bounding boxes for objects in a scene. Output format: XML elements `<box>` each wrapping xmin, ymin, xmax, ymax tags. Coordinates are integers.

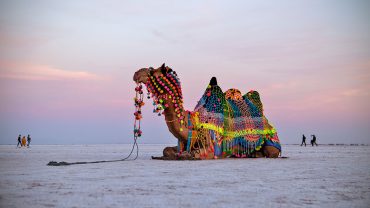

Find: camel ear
<box><xmin>160</xmin><ymin>63</ymin><xmax>166</xmax><ymax>74</ymax></box>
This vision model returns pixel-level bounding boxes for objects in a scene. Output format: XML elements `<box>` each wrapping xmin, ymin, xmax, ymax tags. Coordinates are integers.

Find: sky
<box><xmin>0</xmin><ymin>0</ymin><xmax>369</xmax><ymax>145</ymax></box>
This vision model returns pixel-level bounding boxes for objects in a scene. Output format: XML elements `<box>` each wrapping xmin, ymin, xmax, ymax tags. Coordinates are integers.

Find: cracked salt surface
<box><xmin>0</xmin><ymin>144</ymin><xmax>369</xmax><ymax>208</ymax></box>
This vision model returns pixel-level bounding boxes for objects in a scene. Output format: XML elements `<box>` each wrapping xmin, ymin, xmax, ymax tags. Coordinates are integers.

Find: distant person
<box><xmin>27</xmin><ymin>134</ymin><xmax>31</xmax><ymax>147</ymax></box>
<box><xmin>21</xmin><ymin>136</ymin><xmax>27</xmax><ymax>147</ymax></box>
<box><xmin>311</xmin><ymin>135</ymin><xmax>318</xmax><ymax>146</ymax></box>
<box><xmin>301</xmin><ymin>134</ymin><xmax>306</xmax><ymax>146</ymax></box>
<box><xmin>17</xmin><ymin>134</ymin><xmax>21</xmax><ymax>147</ymax></box>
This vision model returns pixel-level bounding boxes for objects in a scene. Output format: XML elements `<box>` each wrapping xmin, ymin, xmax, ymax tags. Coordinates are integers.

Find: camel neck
<box><xmin>145</xmin><ymin>71</ymin><xmax>188</xmax><ymax>139</ymax></box>
<box><xmin>162</xmin><ymin>96</ymin><xmax>187</xmax><ymax>127</ymax></box>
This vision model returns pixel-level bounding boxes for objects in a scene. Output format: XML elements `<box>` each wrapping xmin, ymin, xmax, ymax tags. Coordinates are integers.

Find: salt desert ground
<box><xmin>0</xmin><ymin>144</ymin><xmax>369</xmax><ymax>208</ymax></box>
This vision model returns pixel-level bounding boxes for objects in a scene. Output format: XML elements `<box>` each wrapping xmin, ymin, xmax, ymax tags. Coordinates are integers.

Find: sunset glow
<box><xmin>1</xmin><ymin>0</ymin><xmax>369</xmax><ymax>144</ymax></box>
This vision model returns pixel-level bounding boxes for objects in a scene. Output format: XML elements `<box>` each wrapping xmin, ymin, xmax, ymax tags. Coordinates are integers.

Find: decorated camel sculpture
<box><xmin>133</xmin><ymin>64</ymin><xmax>281</xmax><ymax>160</ymax></box>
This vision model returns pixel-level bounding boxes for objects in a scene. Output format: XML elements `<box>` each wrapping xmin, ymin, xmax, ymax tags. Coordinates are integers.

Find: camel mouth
<box><xmin>133</xmin><ymin>71</ymin><xmax>140</xmax><ymax>83</ymax></box>
<box><xmin>133</xmin><ymin>68</ymin><xmax>150</xmax><ymax>84</ymax></box>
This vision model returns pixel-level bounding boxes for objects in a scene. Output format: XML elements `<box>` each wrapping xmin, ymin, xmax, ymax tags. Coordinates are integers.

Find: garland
<box><xmin>134</xmin><ymin>84</ymin><xmax>144</xmax><ymax>138</ymax></box>
<box><xmin>144</xmin><ymin>69</ymin><xmax>186</xmax><ymax>131</ymax></box>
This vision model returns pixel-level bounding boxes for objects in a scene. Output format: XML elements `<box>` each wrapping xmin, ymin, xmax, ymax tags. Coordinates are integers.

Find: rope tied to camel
<box><xmin>47</xmin><ymin>83</ymin><xmax>144</xmax><ymax>166</ymax></box>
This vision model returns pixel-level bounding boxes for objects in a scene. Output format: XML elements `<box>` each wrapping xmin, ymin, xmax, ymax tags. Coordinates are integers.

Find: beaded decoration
<box><xmin>145</xmin><ymin>67</ymin><xmax>186</xmax><ymax>131</ymax></box>
<box><xmin>133</xmin><ymin>84</ymin><xmax>144</xmax><ymax>138</ymax></box>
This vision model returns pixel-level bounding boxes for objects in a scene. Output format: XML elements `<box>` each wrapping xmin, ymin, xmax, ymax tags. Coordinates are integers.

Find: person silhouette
<box><xmin>311</xmin><ymin>135</ymin><xmax>318</xmax><ymax>146</ymax></box>
<box><xmin>27</xmin><ymin>134</ymin><xmax>31</xmax><ymax>147</ymax></box>
<box><xmin>301</xmin><ymin>134</ymin><xmax>306</xmax><ymax>146</ymax></box>
<box><xmin>17</xmin><ymin>134</ymin><xmax>21</xmax><ymax>147</ymax></box>
<box><xmin>21</xmin><ymin>136</ymin><xmax>26</xmax><ymax>147</ymax></box>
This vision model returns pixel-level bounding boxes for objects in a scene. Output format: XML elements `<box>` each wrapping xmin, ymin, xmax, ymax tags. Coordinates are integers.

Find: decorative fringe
<box><xmin>185</xmin><ymin>85</ymin><xmax>281</xmax><ymax>159</ymax></box>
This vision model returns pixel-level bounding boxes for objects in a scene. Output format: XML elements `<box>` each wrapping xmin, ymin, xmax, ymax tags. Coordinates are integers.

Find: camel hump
<box><xmin>209</xmin><ymin>77</ymin><xmax>217</xmax><ymax>86</ymax></box>
<box><xmin>224</xmin><ymin>88</ymin><xmax>243</xmax><ymax>100</ymax></box>
<box><xmin>244</xmin><ymin>90</ymin><xmax>264</xmax><ymax>113</ymax></box>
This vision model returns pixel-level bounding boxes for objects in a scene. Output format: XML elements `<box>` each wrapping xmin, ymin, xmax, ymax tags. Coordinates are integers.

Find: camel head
<box><xmin>133</xmin><ymin>68</ymin><xmax>150</xmax><ymax>84</ymax></box>
<box><xmin>133</xmin><ymin>63</ymin><xmax>183</xmax><ymax>112</ymax></box>
<box><xmin>133</xmin><ymin>63</ymin><xmax>175</xmax><ymax>84</ymax></box>
<box><xmin>133</xmin><ymin>63</ymin><xmax>182</xmax><ymax>97</ymax></box>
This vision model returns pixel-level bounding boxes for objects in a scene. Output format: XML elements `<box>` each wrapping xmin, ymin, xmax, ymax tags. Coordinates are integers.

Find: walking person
<box><xmin>17</xmin><ymin>134</ymin><xmax>21</xmax><ymax>147</ymax></box>
<box><xmin>21</xmin><ymin>136</ymin><xmax>27</xmax><ymax>147</ymax></box>
<box><xmin>27</xmin><ymin>134</ymin><xmax>31</xmax><ymax>147</ymax></box>
<box><xmin>311</xmin><ymin>135</ymin><xmax>318</xmax><ymax>146</ymax></box>
<box><xmin>301</xmin><ymin>134</ymin><xmax>306</xmax><ymax>146</ymax></box>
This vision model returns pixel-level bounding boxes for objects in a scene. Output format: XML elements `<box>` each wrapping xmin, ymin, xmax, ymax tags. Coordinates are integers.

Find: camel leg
<box><xmin>263</xmin><ymin>146</ymin><xmax>280</xmax><ymax>158</ymax></box>
<box><xmin>164</xmin><ymin>146</ymin><xmax>193</xmax><ymax>160</ymax></box>
<box><xmin>163</xmin><ymin>146</ymin><xmax>178</xmax><ymax>159</ymax></box>
<box><xmin>151</xmin><ymin>145</ymin><xmax>195</xmax><ymax>160</ymax></box>
<box><xmin>152</xmin><ymin>141</ymin><xmax>195</xmax><ymax>160</ymax></box>
<box><xmin>151</xmin><ymin>146</ymin><xmax>177</xmax><ymax>160</ymax></box>
<box><xmin>254</xmin><ymin>151</ymin><xmax>265</xmax><ymax>158</ymax></box>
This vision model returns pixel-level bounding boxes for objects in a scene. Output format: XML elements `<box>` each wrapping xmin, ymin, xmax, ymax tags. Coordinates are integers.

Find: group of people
<box><xmin>17</xmin><ymin>134</ymin><xmax>31</xmax><ymax>148</ymax></box>
<box><xmin>301</xmin><ymin>134</ymin><xmax>318</xmax><ymax>146</ymax></box>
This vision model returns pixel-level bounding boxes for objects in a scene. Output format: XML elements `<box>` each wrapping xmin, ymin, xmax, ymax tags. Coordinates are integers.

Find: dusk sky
<box><xmin>1</xmin><ymin>0</ymin><xmax>369</xmax><ymax>145</ymax></box>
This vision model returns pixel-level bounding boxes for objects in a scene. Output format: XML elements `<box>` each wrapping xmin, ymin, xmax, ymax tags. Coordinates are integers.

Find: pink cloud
<box><xmin>341</xmin><ymin>88</ymin><xmax>368</xmax><ymax>97</ymax></box>
<box><xmin>0</xmin><ymin>61</ymin><xmax>104</xmax><ymax>81</ymax></box>
<box><xmin>266</xmin><ymin>81</ymin><xmax>299</xmax><ymax>91</ymax></box>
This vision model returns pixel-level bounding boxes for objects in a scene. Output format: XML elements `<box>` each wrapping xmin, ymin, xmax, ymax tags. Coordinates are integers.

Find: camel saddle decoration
<box><xmin>133</xmin><ymin>64</ymin><xmax>281</xmax><ymax>160</ymax></box>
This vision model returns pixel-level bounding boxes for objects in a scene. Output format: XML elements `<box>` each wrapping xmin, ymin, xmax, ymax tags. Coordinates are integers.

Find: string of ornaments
<box><xmin>134</xmin><ymin>68</ymin><xmax>185</xmax><ymax>141</ymax></box>
<box><xmin>145</xmin><ymin>69</ymin><xmax>186</xmax><ymax>132</ymax></box>
<box><xmin>134</xmin><ymin>84</ymin><xmax>144</xmax><ymax>138</ymax></box>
